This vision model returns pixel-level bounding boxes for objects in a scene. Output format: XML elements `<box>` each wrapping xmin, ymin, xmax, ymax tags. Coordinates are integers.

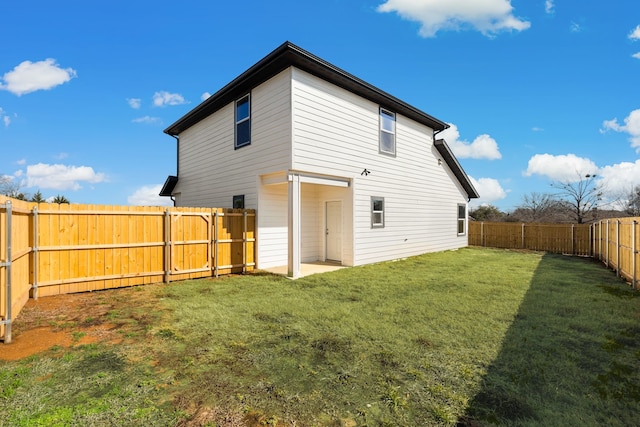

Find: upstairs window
<box><xmin>371</xmin><ymin>197</ymin><xmax>385</xmax><ymax>228</ymax></box>
<box><xmin>458</xmin><ymin>204</ymin><xmax>467</xmax><ymax>235</ymax></box>
<box><xmin>235</xmin><ymin>94</ymin><xmax>251</xmax><ymax>149</ymax></box>
<box><xmin>379</xmin><ymin>108</ymin><xmax>396</xmax><ymax>156</ymax></box>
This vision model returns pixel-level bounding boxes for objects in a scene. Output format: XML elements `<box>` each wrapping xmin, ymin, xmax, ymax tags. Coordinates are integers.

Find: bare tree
<box><xmin>625</xmin><ymin>185</ymin><xmax>640</xmax><ymax>216</ymax></box>
<box><xmin>0</xmin><ymin>175</ymin><xmax>28</xmax><ymax>200</ymax></box>
<box><xmin>516</xmin><ymin>192</ymin><xmax>561</xmax><ymax>222</ymax></box>
<box><xmin>551</xmin><ymin>173</ymin><xmax>602</xmax><ymax>224</ymax></box>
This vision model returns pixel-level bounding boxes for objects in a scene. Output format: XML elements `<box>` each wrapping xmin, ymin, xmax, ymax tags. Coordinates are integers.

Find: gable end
<box><xmin>164</xmin><ymin>42</ymin><xmax>448</xmax><ymax>136</ymax></box>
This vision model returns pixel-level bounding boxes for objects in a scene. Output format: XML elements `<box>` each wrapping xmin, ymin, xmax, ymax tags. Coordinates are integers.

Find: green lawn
<box><xmin>1</xmin><ymin>247</ymin><xmax>639</xmax><ymax>426</ymax></box>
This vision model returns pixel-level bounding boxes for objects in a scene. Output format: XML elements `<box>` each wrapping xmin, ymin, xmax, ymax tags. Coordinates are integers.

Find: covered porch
<box><xmin>258</xmin><ymin>171</ymin><xmax>354</xmax><ymax>278</ymax></box>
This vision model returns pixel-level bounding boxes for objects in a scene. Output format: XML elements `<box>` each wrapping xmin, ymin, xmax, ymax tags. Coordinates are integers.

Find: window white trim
<box><xmin>457</xmin><ymin>203</ymin><xmax>467</xmax><ymax>235</ymax></box>
<box><xmin>371</xmin><ymin>196</ymin><xmax>385</xmax><ymax>228</ymax></box>
<box><xmin>379</xmin><ymin>108</ymin><xmax>396</xmax><ymax>156</ymax></box>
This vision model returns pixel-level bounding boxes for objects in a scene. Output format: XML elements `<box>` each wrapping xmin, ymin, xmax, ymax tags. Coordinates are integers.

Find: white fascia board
<box><xmin>287</xmin><ymin>171</ymin><xmax>350</xmax><ymax>188</ymax></box>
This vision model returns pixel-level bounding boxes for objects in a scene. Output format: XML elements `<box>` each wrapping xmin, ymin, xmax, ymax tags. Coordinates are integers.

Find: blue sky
<box><xmin>1</xmin><ymin>0</ymin><xmax>639</xmax><ymax>210</ymax></box>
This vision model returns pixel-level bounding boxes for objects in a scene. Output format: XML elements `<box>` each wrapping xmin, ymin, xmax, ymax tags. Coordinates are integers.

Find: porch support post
<box><xmin>288</xmin><ymin>173</ymin><xmax>301</xmax><ymax>278</ymax></box>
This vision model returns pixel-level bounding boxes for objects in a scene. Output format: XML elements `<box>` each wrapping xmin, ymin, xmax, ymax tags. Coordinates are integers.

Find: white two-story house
<box><xmin>160</xmin><ymin>42</ymin><xmax>479</xmax><ymax>277</ymax></box>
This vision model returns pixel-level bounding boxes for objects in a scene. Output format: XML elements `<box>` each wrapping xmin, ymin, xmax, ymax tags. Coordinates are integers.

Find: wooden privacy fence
<box><xmin>469</xmin><ymin>220</ymin><xmax>640</xmax><ymax>290</ymax></box>
<box><xmin>591</xmin><ymin>218</ymin><xmax>640</xmax><ymax>289</ymax></box>
<box><xmin>469</xmin><ymin>222</ymin><xmax>592</xmax><ymax>256</ymax></box>
<box><xmin>0</xmin><ymin>196</ymin><xmax>255</xmax><ymax>343</ymax></box>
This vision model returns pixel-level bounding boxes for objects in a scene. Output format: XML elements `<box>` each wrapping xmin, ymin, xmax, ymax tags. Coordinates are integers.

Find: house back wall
<box><xmin>290</xmin><ymin>68</ymin><xmax>468</xmax><ymax>266</ymax></box>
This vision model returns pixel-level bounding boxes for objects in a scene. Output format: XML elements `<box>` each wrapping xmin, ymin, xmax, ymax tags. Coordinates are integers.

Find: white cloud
<box><xmin>469</xmin><ymin>176</ymin><xmax>507</xmax><ymax>207</ymax></box>
<box><xmin>570</xmin><ymin>22</ymin><xmax>582</xmax><ymax>33</ymax></box>
<box><xmin>127</xmin><ymin>184</ymin><xmax>173</xmax><ymax>206</ymax></box>
<box><xmin>629</xmin><ymin>25</ymin><xmax>640</xmax><ymax>40</ymax></box>
<box><xmin>152</xmin><ymin>91</ymin><xmax>187</xmax><ymax>107</ymax></box>
<box><xmin>132</xmin><ymin>116</ymin><xmax>162</xmax><ymax>125</ymax></box>
<box><xmin>127</xmin><ymin>98</ymin><xmax>141</xmax><ymax>109</ymax></box>
<box><xmin>524</xmin><ymin>153</ymin><xmax>598</xmax><ymax>182</ymax></box>
<box><xmin>598</xmin><ymin>160</ymin><xmax>640</xmax><ymax>196</ymax></box>
<box><xmin>201</xmin><ymin>92</ymin><xmax>212</xmax><ymax>101</ymax></box>
<box><xmin>545</xmin><ymin>0</ymin><xmax>554</xmax><ymax>14</ymax></box>
<box><xmin>16</xmin><ymin>159</ymin><xmax>26</xmax><ymax>166</ymax></box>
<box><xmin>0</xmin><ymin>59</ymin><xmax>76</xmax><ymax>96</ymax></box>
<box><xmin>440</xmin><ymin>123</ymin><xmax>502</xmax><ymax>160</ymax></box>
<box><xmin>26</xmin><ymin>163</ymin><xmax>106</xmax><ymax>191</ymax></box>
<box><xmin>377</xmin><ymin>0</ymin><xmax>530</xmax><ymax>37</ymax></box>
<box><xmin>532</xmin><ymin>126</ymin><xmax>544</xmax><ymax>132</ymax></box>
<box><xmin>601</xmin><ymin>109</ymin><xmax>640</xmax><ymax>151</ymax></box>
<box><xmin>0</xmin><ymin>107</ymin><xmax>9</xmax><ymax>127</ymax></box>
<box><xmin>54</xmin><ymin>152</ymin><xmax>68</xmax><ymax>160</ymax></box>
<box><xmin>632</xmin><ymin>52</ymin><xmax>640</xmax><ymax>60</ymax></box>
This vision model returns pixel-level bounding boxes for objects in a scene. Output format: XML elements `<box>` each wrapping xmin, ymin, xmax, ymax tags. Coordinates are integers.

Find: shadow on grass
<box><xmin>459</xmin><ymin>254</ymin><xmax>640</xmax><ymax>427</ymax></box>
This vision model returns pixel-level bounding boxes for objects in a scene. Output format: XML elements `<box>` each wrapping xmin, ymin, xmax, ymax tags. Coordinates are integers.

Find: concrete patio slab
<box><xmin>260</xmin><ymin>262</ymin><xmax>346</xmax><ymax>278</ymax></box>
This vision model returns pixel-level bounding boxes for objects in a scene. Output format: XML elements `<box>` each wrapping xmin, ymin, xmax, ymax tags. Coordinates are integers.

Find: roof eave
<box><xmin>159</xmin><ymin>175</ymin><xmax>178</xmax><ymax>197</ymax></box>
<box><xmin>164</xmin><ymin>41</ymin><xmax>448</xmax><ymax>136</ymax></box>
<box><xmin>434</xmin><ymin>139</ymin><xmax>480</xmax><ymax>199</ymax></box>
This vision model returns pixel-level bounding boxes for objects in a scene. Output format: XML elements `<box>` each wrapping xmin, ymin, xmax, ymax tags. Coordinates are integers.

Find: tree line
<box><xmin>0</xmin><ymin>176</ymin><xmax>70</xmax><ymax>204</ymax></box>
<box><xmin>472</xmin><ymin>173</ymin><xmax>640</xmax><ymax>224</ymax></box>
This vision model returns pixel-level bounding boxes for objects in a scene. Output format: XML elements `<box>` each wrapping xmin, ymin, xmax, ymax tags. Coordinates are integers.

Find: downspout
<box><xmin>170</xmin><ymin>134</ymin><xmax>179</xmax><ymax>207</ymax></box>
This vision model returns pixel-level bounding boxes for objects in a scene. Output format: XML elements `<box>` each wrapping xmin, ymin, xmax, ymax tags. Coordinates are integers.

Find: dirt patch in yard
<box><xmin>0</xmin><ymin>285</ymin><xmax>162</xmax><ymax>361</ymax></box>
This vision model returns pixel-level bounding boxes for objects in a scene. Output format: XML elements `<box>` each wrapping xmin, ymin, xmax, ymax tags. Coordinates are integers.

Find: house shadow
<box><xmin>458</xmin><ymin>253</ymin><xmax>640</xmax><ymax>426</ymax></box>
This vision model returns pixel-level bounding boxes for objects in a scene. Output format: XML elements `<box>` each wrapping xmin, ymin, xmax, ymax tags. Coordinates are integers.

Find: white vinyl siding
<box><xmin>257</xmin><ymin>183</ymin><xmax>288</xmax><ymax>269</ymax></box>
<box><xmin>174</xmin><ymin>69</ymin><xmax>292</xmax><ymax>209</ymax></box>
<box><xmin>175</xmin><ymin>65</ymin><xmax>469</xmax><ymax>271</ymax></box>
<box><xmin>291</xmin><ymin>68</ymin><xmax>468</xmax><ymax>266</ymax></box>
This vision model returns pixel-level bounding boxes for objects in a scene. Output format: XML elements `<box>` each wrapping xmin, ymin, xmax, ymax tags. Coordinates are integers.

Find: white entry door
<box><xmin>325</xmin><ymin>201</ymin><xmax>342</xmax><ymax>262</ymax></box>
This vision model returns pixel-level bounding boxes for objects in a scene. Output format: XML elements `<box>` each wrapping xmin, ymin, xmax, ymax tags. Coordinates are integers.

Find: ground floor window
<box><xmin>233</xmin><ymin>195</ymin><xmax>245</xmax><ymax>209</ymax></box>
<box><xmin>458</xmin><ymin>203</ymin><xmax>466</xmax><ymax>235</ymax></box>
<box><xmin>371</xmin><ymin>196</ymin><xmax>384</xmax><ymax>228</ymax></box>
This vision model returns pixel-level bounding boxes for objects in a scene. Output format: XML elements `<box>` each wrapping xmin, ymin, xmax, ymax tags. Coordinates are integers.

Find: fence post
<box><xmin>214</xmin><ymin>210</ymin><xmax>219</xmax><ymax>278</ymax></box>
<box><xmin>571</xmin><ymin>224</ymin><xmax>575</xmax><ymax>255</ymax></box>
<box><xmin>633</xmin><ymin>220</ymin><xmax>637</xmax><ymax>290</ymax></box>
<box><xmin>521</xmin><ymin>223</ymin><xmax>525</xmax><ymax>249</ymax></box>
<box><xmin>481</xmin><ymin>222</ymin><xmax>484</xmax><ymax>247</ymax></box>
<box><xmin>616</xmin><ymin>220</ymin><xmax>620</xmax><ymax>277</ymax></box>
<box><xmin>1</xmin><ymin>201</ymin><xmax>13</xmax><ymax>343</ymax></box>
<box><xmin>605</xmin><ymin>220</ymin><xmax>609</xmax><ymax>268</ymax></box>
<box><xmin>163</xmin><ymin>209</ymin><xmax>170</xmax><ymax>283</ymax></box>
<box><xmin>243</xmin><ymin>210</ymin><xmax>247</xmax><ymax>274</ymax></box>
<box><xmin>32</xmin><ymin>205</ymin><xmax>39</xmax><ymax>300</ymax></box>
<box><xmin>599</xmin><ymin>220</ymin><xmax>603</xmax><ymax>262</ymax></box>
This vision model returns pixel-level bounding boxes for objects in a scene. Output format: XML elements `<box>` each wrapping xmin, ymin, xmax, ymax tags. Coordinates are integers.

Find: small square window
<box><xmin>233</xmin><ymin>195</ymin><xmax>245</xmax><ymax>209</ymax></box>
<box><xmin>372</xmin><ymin>196</ymin><xmax>385</xmax><ymax>228</ymax></box>
<box><xmin>457</xmin><ymin>204</ymin><xmax>467</xmax><ymax>235</ymax></box>
<box><xmin>235</xmin><ymin>94</ymin><xmax>251</xmax><ymax>149</ymax></box>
